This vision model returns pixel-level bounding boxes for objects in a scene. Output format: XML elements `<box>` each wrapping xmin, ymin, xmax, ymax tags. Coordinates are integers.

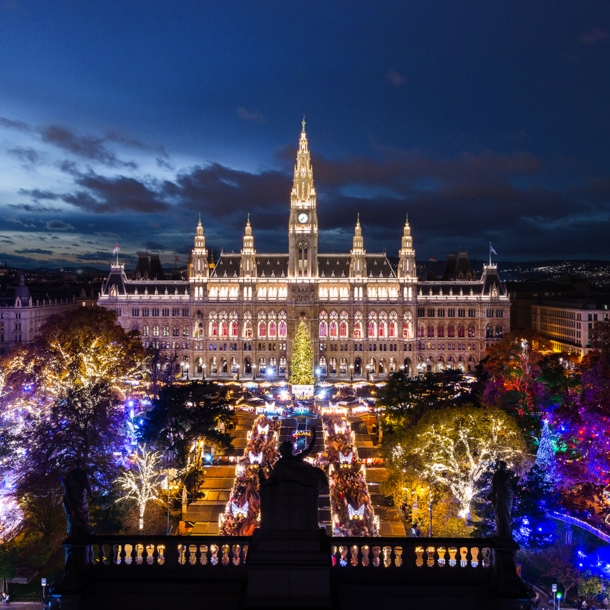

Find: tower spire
<box><xmin>302</xmin><ymin>115</ymin><xmax>306</xmax><ymax>132</ymax></box>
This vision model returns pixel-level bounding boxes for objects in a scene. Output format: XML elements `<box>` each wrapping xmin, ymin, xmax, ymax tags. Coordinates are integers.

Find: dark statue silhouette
<box><xmin>490</xmin><ymin>460</ymin><xmax>514</xmax><ymax>540</ymax></box>
<box><xmin>61</xmin><ymin>460</ymin><xmax>94</xmax><ymax>539</ymax></box>
<box><xmin>262</xmin><ymin>428</ymin><xmax>328</xmax><ymax>493</ymax></box>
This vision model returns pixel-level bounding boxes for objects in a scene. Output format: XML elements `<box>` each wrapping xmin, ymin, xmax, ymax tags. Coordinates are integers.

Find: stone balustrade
<box><xmin>84</xmin><ymin>535</ymin><xmax>250</xmax><ymax>577</ymax></box>
<box><xmin>330</xmin><ymin>537</ymin><xmax>494</xmax><ymax>584</ymax></box>
<box><xmin>79</xmin><ymin>535</ymin><xmax>495</xmax><ymax>584</ymax></box>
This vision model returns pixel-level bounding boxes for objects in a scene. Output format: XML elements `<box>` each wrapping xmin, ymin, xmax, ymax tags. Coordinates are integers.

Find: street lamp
<box><xmin>185</xmin><ymin>362</ymin><xmax>190</xmax><ymax>380</ymax></box>
<box><xmin>202</xmin><ymin>363</ymin><xmax>206</xmax><ymax>380</ymax></box>
<box><xmin>252</xmin><ymin>364</ymin><xmax>256</xmax><ymax>380</ymax></box>
<box><xmin>236</xmin><ymin>364</ymin><xmax>240</xmax><ymax>381</ymax></box>
<box><xmin>349</xmin><ymin>364</ymin><xmax>354</xmax><ymax>381</ymax></box>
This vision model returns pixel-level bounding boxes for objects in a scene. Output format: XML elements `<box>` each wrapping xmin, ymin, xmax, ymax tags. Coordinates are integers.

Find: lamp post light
<box><xmin>349</xmin><ymin>364</ymin><xmax>354</xmax><ymax>381</ymax></box>
<box><xmin>236</xmin><ymin>364</ymin><xmax>240</xmax><ymax>381</ymax></box>
<box><xmin>202</xmin><ymin>364</ymin><xmax>206</xmax><ymax>380</ymax></box>
<box><xmin>185</xmin><ymin>363</ymin><xmax>190</xmax><ymax>381</ymax></box>
<box><xmin>252</xmin><ymin>364</ymin><xmax>256</xmax><ymax>380</ymax></box>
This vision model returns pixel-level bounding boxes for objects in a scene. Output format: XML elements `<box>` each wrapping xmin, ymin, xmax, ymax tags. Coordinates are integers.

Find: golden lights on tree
<box><xmin>116</xmin><ymin>445</ymin><xmax>162</xmax><ymax>531</ymax></box>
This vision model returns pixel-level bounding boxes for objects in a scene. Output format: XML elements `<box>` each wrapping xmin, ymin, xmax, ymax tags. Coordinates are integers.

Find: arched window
<box><xmin>258</xmin><ymin>321</ymin><xmax>267</xmax><ymax>338</ymax></box>
<box><xmin>211</xmin><ymin>321</ymin><xmax>218</xmax><ymax>337</ymax></box>
<box><xmin>319</xmin><ymin>322</ymin><xmax>328</xmax><ymax>338</ymax></box>
<box><xmin>486</xmin><ymin>325</ymin><xmax>493</xmax><ymax>338</ymax></box>
<box><xmin>279</xmin><ymin>321</ymin><xmax>287</xmax><ymax>337</ymax></box>
<box><xmin>339</xmin><ymin>321</ymin><xmax>348</xmax><ymax>338</ymax></box>
<box><xmin>329</xmin><ymin>358</ymin><xmax>337</xmax><ymax>374</ymax></box>
<box><xmin>378</xmin><ymin>323</ymin><xmax>386</xmax><ymax>338</ymax></box>
<box><xmin>418</xmin><ymin>326</ymin><xmax>424</xmax><ymax>338</ymax></box>
<box><xmin>269</xmin><ymin>321</ymin><xmax>277</xmax><ymax>337</ymax></box>
<box><xmin>389</xmin><ymin>322</ymin><xmax>396</xmax><ymax>338</ymax></box>
<box><xmin>368</xmin><ymin>322</ymin><xmax>376</xmax><ymax>338</ymax></box>
<box><xmin>427</xmin><ymin>325</ymin><xmax>434</xmax><ymax>338</ymax></box>
<box><xmin>403</xmin><ymin>322</ymin><xmax>410</xmax><ymax>339</ymax></box>
<box><xmin>244</xmin><ymin>321</ymin><xmax>253</xmax><ymax>339</ymax></box>
<box><xmin>458</xmin><ymin>325</ymin><xmax>465</xmax><ymax>338</ymax></box>
<box><xmin>142</xmin><ymin>325</ymin><xmax>149</xmax><ymax>336</ymax></box>
<box><xmin>354</xmin><ymin>322</ymin><xmax>362</xmax><ymax>339</ymax></box>
<box><xmin>221</xmin><ymin>321</ymin><xmax>228</xmax><ymax>337</ymax></box>
<box><xmin>495</xmin><ymin>325</ymin><xmax>503</xmax><ymax>338</ymax></box>
<box><xmin>152</xmin><ymin>325</ymin><xmax>159</xmax><ymax>337</ymax></box>
<box><xmin>437</xmin><ymin>324</ymin><xmax>445</xmax><ymax>338</ymax></box>
<box><xmin>448</xmin><ymin>325</ymin><xmax>455</xmax><ymax>338</ymax></box>
<box><xmin>330</xmin><ymin>322</ymin><xmax>338</xmax><ymax>338</ymax></box>
<box><xmin>231</xmin><ymin>321</ymin><xmax>238</xmax><ymax>337</ymax></box>
<box><xmin>468</xmin><ymin>325</ymin><xmax>475</xmax><ymax>338</ymax></box>
<box><xmin>319</xmin><ymin>356</ymin><xmax>327</xmax><ymax>375</ymax></box>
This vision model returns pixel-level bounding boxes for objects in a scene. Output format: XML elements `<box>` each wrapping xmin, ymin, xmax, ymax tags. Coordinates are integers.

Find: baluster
<box><xmin>414</xmin><ymin>546</ymin><xmax>424</xmax><ymax>568</ymax></box>
<box><xmin>177</xmin><ymin>544</ymin><xmax>186</xmax><ymax>566</ymax></box>
<box><xmin>426</xmin><ymin>546</ymin><xmax>436</xmax><ymax>568</ymax></box>
<box><xmin>140</xmin><ymin>544</ymin><xmax>148</xmax><ymax>566</ymax></box>
<box><xmin>198</xmin><ymin>544</ymin><xmax>208</xmax><ymax>565</ymax></box>
<box><xmin>243</xmin><ymin>544</ymin><xmax>248</xmax><ymax>564</ymax></box>
<box><xmin>157</xmin><ymin>544</ymin><xmax>166</xmax><ymax>566</ymax></box>
<box><xmin>232</xmin><ymin>544</ymin><xmax>242</xmax><ymax>566</ymax></box>
<box><xmin>222</xmin><ymin>544</ymin><xmax>230</xmax><ymax>566</ymax></box>
<box><xmin>339</xmin><ymin>545</ymin><xmax>348</xmax><ymax>567</ymax></box>
<box><xmin>188</xmin><ymin>544</ymin><xmax>197</xmax><ymax>565</ymax></box>
<box><xmin>394</xmin><ymin>546</ymin><xmax>403</xmax><ymax>568</ymax></box>
<box><xmin>350</xmin><ymin>545</ymin><xmax>359</xmax><ymax>567</ymax></box>
<box><xmin>117</xmin><ymin>544</ymin><xmax>125</xmax><ymax>566</ymax></box>
<box><xmin>123</xmin><ymin>544</ymin><xmax>132</xmax><ymax>565</ymax></box>
<box><xmin>383</xmin><ymin>546</ymin><xmax>392</xmax><ymax>568</ymax></box>
<box><xmin>372</xmin><ymin>546</ymin><xmax>381</xmax><ymax>567</ymax></box>
<box><xmin>437</xmin><ymin>546</ymin><xmax>446</xmax><ymax>567</ymax></box>
<box><xmin>151</xmin><ymin>545</ymin><xmax>159</xmax><ymax>566</ymax></box>
<box><xmin>448</xmin><ymin>546</ymin><xmax>457</xmax><ymax>567</ymax></box>
<box><xmin>210</xmin><ymin>544</ymin><xmax>219</xmax><ymax>565</ymax></box>
<box><xmin>481</xmin><ymin>547</ymin><xmax>491</xmax><ymax>568</ymax></box>
<box><xmin>470</xmin><ymin>546</ymin><xmax>479</xmax><ymax>568</ymax></box>
<box><xmin>459</xmin><ymin>547</ymin><xmax>468</xmax><ymax>567</ymax></box>
<box><xmin>361</xmin><ymin>545</ymin><xmax>370</xmax><ymax>567</ymax></box>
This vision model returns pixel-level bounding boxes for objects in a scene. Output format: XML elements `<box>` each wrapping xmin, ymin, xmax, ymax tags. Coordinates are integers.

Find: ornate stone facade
<box><xmin>98</xmin><ymin>124</ymin><xmax>510</xmax><ymax>380</ymax></box>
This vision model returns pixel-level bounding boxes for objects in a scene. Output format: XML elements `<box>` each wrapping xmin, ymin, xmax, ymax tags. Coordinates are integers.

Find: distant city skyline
<box><xmin>0</xmin><ymin>1</ymin><xmax>609</xmax><ymax>268</ymax></box>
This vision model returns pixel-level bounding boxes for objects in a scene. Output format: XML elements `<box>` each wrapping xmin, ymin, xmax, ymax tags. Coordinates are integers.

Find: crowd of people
<box><xmin>219</xmin><ymin>415</ymin><xmax>280</xmax><ymax>536</ymax></box>
<box><xmin>324</xmin><ymin>416</ymin><xmax>378</xmax><ymax>537</ymax></box>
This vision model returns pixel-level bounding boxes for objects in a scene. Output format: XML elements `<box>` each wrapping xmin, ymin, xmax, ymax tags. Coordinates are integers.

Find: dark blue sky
<box><xmin>1</xmin><ymin>0</ymin><xmax>609</xmax><ymax>268</ymax></box>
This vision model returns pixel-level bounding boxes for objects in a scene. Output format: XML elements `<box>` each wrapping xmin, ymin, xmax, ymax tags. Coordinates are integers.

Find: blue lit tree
<box><xmin>536</xmin><ymin>419</ymin><xmax>557</xmax><ymax>482</ymax></box>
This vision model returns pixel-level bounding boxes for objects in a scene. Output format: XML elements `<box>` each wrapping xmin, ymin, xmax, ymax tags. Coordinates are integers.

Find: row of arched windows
<box><xmin>416</xmin><ymin>324</ymin><xmax>504</xmax><ymax>339</ymax></box>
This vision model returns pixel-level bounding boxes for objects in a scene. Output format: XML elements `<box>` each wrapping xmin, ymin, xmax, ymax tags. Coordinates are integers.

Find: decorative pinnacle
<box><xmin>405</xmin><ymin>212</ymin><xmax>409</xmax><ymax>223</ymax></box>
<box><xmin>198</xmin><ymin>212</ymin><xmax>202</xmax><ymax>224</ymax></box>
<box><xmin>302</xmin><ymin>115</ymin><xmax>306</xmax><ymax>132</ymax></box>
<box><xmin>247</xmin><ymin>213</ymin><xmax>250</xmax><ymax>224</ymax></box>
<box><xmin>357</xmin><ymin>213</ymin><xmax>360</xmax><ymax>225</ymax></box>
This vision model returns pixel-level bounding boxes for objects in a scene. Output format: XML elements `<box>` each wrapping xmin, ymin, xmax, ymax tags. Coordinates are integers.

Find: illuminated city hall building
<box><xmin>99</xmin><ymin>123</ymin><xmax>510</xmax><ymax>380</ymax></box>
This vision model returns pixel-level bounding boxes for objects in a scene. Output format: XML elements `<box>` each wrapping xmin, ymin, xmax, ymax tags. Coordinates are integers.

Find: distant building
<box><xmin>0</xmin><ymin>273</ymin><xmax>93</xmax><ymax>354</ymax></box>
<box><xmin>98</xmin><ymin>123</ymin><xmax>510</xmax><ymax>379</ymax></box>
<box><xmin>532</xmin><ymin>296</ymin><xmax>610</xmax><ymax>355</ymax></box>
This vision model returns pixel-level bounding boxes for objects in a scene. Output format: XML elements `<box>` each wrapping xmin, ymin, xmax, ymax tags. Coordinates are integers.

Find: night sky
<box><xmin>0</xmin><ymin>1</ymin><xmax>609</xmax><ymax>268</ymax></box>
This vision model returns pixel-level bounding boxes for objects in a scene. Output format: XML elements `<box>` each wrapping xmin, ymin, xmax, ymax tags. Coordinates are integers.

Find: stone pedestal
<box><xmin>492</xmin><ymin>538</ymin><xmax>531</xmax><ymax>609</ymax></box>
<box><xmin>246</xmin><ymin>479</ymin><xmax>331</xmax><ymax>607</ymax></box>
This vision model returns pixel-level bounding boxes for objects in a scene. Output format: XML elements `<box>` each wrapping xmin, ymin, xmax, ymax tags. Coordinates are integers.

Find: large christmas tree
<box><xmin>535</xmin><ymin>419</ymin><xmax>556</xmax><ymax>481</ymax></box>
<box><xmin>290</xmin><ymin>320</ymin><xmax>315</xmax><ymax>385</ymax></box>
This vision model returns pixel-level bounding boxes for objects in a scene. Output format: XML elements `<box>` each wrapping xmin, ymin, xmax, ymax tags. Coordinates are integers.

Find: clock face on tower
<box><xmin>298</xmin><ymin>213</ymin><xmax>308</xmax><ymax>223</ymax></box>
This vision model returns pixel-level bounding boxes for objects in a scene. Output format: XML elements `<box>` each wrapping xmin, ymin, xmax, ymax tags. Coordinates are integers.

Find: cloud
<box><xmin>10</xmin><ymin>204</ymin><xmax>63</xmax><ymax>212</ymax></box>
<box><xmin>142</xmin><ymin>241</ymin><xmax>167</xmax><ymax>250</ymax></box>
<box><xmin>7</xmin><ymin>146</ymin><xmax>41</xmax><ymax>167</ymax></box>
<box><xmin>39</xmin><ymin>125</ymin><xmax>137</xmax><ymax>168</ymax></box>
<box><xmin>237</xmin><ymin>107</ymin><xmax>265</xmax><ymax>124</ymax></box>
<box><xmin>46</xmin><ymin>220</ymin><xmax>74</xmax><ymax>231</ymax></box>
<box><xmin>15</xmin><ymin>248</ymin><xmax>54</xmax><ymax>255</ymax></box>
<box><xmin>0</xmin><ymin>117</ymin><xmax>171</xmax><ymax>169</ymax></box>
<box><xmin>18</xmin><ymin>188</ymin><xmax>61</xmax><ymax>201</ymax></box>
<box><xmin>61</xmin><ymin>171</ymin><xmax>171</xmax><ymax>214</ymax></box>
<box><xmin>387</xmin><ymin>68</ymin><xmax>407</xmax><ymax>86</ymax></box>
<box><xmin>580</xmin><ymin>27</ymin><xmax>608</xmax><ymax>45</ymax></box>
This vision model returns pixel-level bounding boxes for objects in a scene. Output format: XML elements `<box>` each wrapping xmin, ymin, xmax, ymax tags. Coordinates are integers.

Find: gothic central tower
<box><xmin>288</xmin><ymin>119</ymin><xmax>318</xmax><ymax>278</ymax></box>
